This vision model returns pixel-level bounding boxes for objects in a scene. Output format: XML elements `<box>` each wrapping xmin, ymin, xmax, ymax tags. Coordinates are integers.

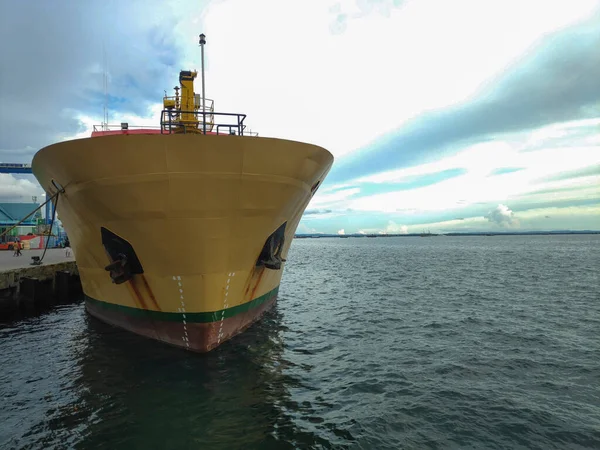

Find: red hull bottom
<box><xmin>85</xmin><ymin>295</ymin><xmax>278</xmax><ymax>353</ymax></box>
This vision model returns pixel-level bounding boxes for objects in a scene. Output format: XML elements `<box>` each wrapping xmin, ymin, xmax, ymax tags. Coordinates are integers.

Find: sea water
<box><xmin>1</xmin><ymin>235</ymin><xmax>599</xmax><ymax>449</ymax></box>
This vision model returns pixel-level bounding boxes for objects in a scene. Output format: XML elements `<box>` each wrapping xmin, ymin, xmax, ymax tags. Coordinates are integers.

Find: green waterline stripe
<box><xmin>85</xmin><ymin>285</ymin><xmax>279</xmax><ymax>323</ymax></box>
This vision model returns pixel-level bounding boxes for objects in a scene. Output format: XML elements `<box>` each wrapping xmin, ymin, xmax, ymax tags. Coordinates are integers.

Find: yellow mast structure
<box><xmin>161</xmin><ymin>34</ymin><xmax>213</xmax><ymax>134</ymax></box>
<box><xmin>179</xmin><ymin>70</ymin><xmax>199</xmax><ymax>128</ymax></box>
<box><xmin>162</xmin><ymin>70</ymin><xmax>214</xmax><ymax>133</ymax></box>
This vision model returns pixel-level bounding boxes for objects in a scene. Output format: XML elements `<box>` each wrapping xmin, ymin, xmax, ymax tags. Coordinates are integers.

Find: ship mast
<box><xmin>199</xmin><ymin>33</ymin><xmax>206</xmax><ymax>135</ymax></box>
<box><xmin>102</xmin><ymin>42</ymin><xmax>108</xmax><ymax>131</ymax></box>
<box><xmin>159</xmin><ymin>33</ymin><xmax>217</xmax><ymax>135</ymax></box>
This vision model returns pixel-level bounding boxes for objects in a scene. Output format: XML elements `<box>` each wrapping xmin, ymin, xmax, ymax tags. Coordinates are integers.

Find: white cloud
<box><xmin>485</xmin><ymin>204</ymin><xmax>519</xmax><ymax>227</ymax></box>
<box><xmin>337</xmin><ymin>228</ymin><xmax>345</xmax><ymax>235</ymax></box>
<box><xmin>63</xmin><ymin>102</ymin><xmax>166</xmax><ymax>141</ymax></box>
<box><xmin>409</xmin><ymin>204</ymin><xmax>600</xmax><ymax>233</ymax></box>
<box><xmin>355</xmin><ymin>140</ymin><xmax>519</xmax><ymax>184</ymax></box>
<box><xmin>0</xmin><ymin>174</ymin><xmax>45</xmax><ymax>202</ymax></box>
<box><xmin>339</xmin><ymin>118</ymin><xmax>600</xmax><ymax>214</ymax></box>
<box><xmin>355</xmin><ymin>118</ymin><xmax>600</xmax><ymax>185</ymax></box>
<box><xmin>19</xmin><ymin>0</ymin><xmax>598</xmax><ymax>235</ymax></box>
<box><xmin>297</xmin><ymin>223</ymin><xmax>319</xmax><ymax>234</ymax></box>
<box><xmin>386</xmin><ymin>221</ymin><xmax>409</xmax><ymax>234</ymax></box>
<box><xmin>307</xmin><ymin>187</ymin><xmax>361</xmax><ymax>210</ymax></box>
<box><xmin>192</xmin><ymin>0</ymin><xmax>597</xmax><ymax>159</ymax></box>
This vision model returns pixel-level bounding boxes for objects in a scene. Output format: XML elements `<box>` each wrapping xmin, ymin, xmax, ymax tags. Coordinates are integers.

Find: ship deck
<box><xmin>91</xmin><ymin>109</ymin><xmax>258</xmax><ymax>138</ymax></box>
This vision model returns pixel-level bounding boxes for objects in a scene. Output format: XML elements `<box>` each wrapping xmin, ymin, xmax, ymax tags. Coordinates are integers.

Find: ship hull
<box><xmin>84</xmin><ymin>288</ymin><xmax>279</xmax><ymax>352</ymax></box>
<box><xmin>32</xmin><ymin>133</ymin><xmax>333</xmax><ymax>352</ymax></box>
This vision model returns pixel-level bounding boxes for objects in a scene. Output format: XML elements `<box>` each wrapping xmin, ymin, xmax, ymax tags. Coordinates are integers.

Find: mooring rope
<box><xmin>38</xmin><ymin>192</ymin><xmax>60</xmax><ymax>263</ymax></box>
<box><xmin>0</xmin><ymin>192</ymin><xmax>60</xmax><ymax>240</ymax></box>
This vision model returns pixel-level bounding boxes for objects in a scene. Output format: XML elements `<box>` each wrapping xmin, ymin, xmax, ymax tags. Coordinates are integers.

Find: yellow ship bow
<box><xmin>31</xmin><ymin>40</ymin><xmax>333</xmax><ymax>352</ymax></box>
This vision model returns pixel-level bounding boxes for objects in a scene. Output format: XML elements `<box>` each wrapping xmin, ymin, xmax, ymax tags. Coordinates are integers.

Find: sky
<box><xmin>0</xmin><ymin>0</ymin><xmax>599</xmax><ymax>234</ymax></box>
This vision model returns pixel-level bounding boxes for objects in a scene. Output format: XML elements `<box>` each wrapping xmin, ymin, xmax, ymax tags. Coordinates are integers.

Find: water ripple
<box><xmin>0</xmin><ymin>235</ymin><xmax>599</xmax><ymax>449</ymax></box>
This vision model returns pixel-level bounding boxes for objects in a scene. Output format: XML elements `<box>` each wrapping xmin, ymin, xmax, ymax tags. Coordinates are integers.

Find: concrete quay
<box><xmin>0</xmin><ymin>249</ymin><xmax>83</xmax><ymax>320</ymax></box>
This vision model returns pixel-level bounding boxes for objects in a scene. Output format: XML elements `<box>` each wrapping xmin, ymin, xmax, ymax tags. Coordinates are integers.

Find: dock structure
<box><xmin>0</xmin><ymin>248</ymin><xmax>83</xmax><ymax>319</ymax></box>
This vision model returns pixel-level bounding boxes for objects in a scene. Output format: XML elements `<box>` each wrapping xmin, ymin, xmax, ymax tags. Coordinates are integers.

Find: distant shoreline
<box><xmin>294</xmin><ymin>231</ymin><xmax>600</xmax><ymax>239</ymax></box>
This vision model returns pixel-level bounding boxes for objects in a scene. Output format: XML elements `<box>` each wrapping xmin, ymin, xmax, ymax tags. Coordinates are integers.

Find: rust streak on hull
<box><xmin>248</xmin><ymin>267</ymin><xmax>266</xmax><ymax>303</ymax></box>
<box><xmin>139</xmin><ymin>275</ymin><xmax>162</xmax><ymax>311</ymax></box>
<box><xmin>127</xmin><ymin>280</ymin><xmax>149</xmax><ymax>310</ymax></box>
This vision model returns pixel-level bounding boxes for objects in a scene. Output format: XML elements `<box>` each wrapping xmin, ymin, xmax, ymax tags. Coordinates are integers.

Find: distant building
<box><xmin>0</xmin><ymin>202</ymin><xmax>42</xmax><ymax>242</ymax></box>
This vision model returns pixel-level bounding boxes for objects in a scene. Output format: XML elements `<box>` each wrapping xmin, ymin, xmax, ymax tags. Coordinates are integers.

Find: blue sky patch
<box><xmin>489</xmin><ymin>167</ymin><xmax>524</xmax><ymax>176</ymax></box>
<box><xmin>357</xmin><ymin>168</ymin><xmax>468</xmax><ymax>197</ymax></box>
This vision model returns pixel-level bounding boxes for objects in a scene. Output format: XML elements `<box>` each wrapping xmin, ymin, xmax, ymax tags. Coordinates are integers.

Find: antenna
<box><xmin>102</xmin><ymin>42</ymin><xmax>108</xmax><ymax>130</ymax></box>
<box><xmin>199</xmin><ymin>33</ymin><xmax>206</xmax><ymax>134</ymax></box>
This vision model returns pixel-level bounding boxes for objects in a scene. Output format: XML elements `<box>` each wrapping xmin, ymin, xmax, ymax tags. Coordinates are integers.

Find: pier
<box><xmin>0</xmin><ymin>248</ymin><xmax>82</xmax><ymax>319</ymax></box>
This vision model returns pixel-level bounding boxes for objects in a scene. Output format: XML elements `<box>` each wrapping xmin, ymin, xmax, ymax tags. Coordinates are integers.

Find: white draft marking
<box><xmin>173</xmin><ymin>275</ymin><xmax>189</xmax><ymax>349</ymax></box>
<box><xmin>218</xmin><ymin>272</ymin><xmax>235</xmax><ymax>344</ymax></box>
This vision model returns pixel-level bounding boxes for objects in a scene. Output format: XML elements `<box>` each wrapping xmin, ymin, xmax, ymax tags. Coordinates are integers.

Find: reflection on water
<box><xmin>76</xmin><ymin>306</ymin><xmax>307</xmax><ymax>450</ymax></box>
<box><xmin>2</xmin><ymin>303</ymin><xmax>336</xmax><ymax>450</ymax></box>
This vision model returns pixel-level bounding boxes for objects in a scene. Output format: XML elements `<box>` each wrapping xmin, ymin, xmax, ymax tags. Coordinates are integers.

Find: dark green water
<box><xmin>1</xmin><ymin>235</ymin><xmax>599</xmax><ymax>449</ymax></box>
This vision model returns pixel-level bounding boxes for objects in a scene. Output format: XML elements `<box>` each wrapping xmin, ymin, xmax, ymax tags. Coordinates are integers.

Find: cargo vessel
<box><xmin>31</xmin><ymin>35</ymin><xmax>334</xmax><ymax>352</ymax></box>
